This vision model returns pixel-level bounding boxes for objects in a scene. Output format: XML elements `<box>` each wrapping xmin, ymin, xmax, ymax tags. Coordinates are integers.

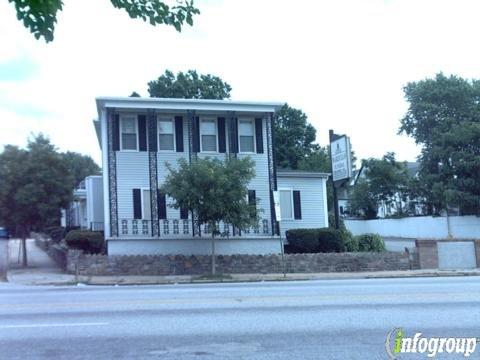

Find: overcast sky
<box><xmin>1</xmin><ymin>0</ymin><xmax>480</xmax><ymax>166</ymax></box>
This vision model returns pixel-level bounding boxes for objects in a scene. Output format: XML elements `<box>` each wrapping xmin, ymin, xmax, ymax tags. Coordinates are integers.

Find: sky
<box><xmin>1</xmin><ymin>0</ymin><xmax>480</xmax><ymax>166</ymax></box>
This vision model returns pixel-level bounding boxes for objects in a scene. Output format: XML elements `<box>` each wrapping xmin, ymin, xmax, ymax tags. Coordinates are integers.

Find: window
<box><xmin>200</xmin><ymin>119</ymin><xmax>217</xmax><ymax>152</ymax></box>
<box><xmin>239</xmin><ymin>119</ymin><xmax>255</xmax><ymax>153</ymax></box>
<box><xmin>142</xmin><ymin>189</ymin><xmax>151</xmax><ymax>220</ymax></box>
<box><xmin>120</xmin><ymin>116</ymin><xmax>138</xmax><ymax>150</ymax></box>
<box><xmin>158</xmin><ymin>118</ymin><xmax>175</xmax><ymax>151</ymax></box>
<box><xmin>279</xmin><ymin>189</ymin><xmax>293</xmax><ymax>220</ymax></box>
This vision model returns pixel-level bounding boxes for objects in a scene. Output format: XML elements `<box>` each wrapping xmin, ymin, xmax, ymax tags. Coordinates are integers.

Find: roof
<box><xmin>277</xmin><ymin>169</ymin><xmax>330</xmax><ymax>179</ymax></box>
<box><xmin>96</xmin><ymin>97</ymin><xmax>283</xmax><ymax>117</ymax></box>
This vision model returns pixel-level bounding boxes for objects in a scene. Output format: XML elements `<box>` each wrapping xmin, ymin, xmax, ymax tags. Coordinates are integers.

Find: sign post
<box><xmin>273</xmin><ymin>191</ymin><xmax>286</xmax><ymax>278</ymax></box>
<box><xmin>329</xmin><ymin>130</ymin><xmax>352</xmax><ymax>229</ymax></box>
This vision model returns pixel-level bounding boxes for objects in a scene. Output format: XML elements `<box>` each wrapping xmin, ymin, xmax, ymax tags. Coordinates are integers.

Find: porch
<box><xmin>115</xmin><ymin>218</ymin><xmax>272</xmax><ymax>239</ymax></box>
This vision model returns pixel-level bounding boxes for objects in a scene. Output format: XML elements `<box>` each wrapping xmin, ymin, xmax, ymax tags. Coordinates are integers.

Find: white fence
<box><xmin>345</xmin><ymin>216</ymin><xmax>480</xmax><ymax>239</ymax></box>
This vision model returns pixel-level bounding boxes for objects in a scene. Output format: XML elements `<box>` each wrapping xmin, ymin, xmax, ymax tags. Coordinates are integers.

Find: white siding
<box><xmin>86</xmin><ymin>176</ymin><xmax>104</xmax><ymax>228</ymax></box>
<box><xmin>116</xmin><ymin>152</ymin><xmax>149</xmax><ymax>220</ymax></box>
<box><xmin>277</xmin><ymin>176</ymin><xmax>328</xmax><ymax>236</ymax></box>
<box><xmin>111</xmin><ymin>114</ymin><xmax>273</xmax><ymax>235</ymax></box>
<box><xmin>238</xmin><ymin>118</ymin><xmax>271</xmax><ymax>225</ymax></box>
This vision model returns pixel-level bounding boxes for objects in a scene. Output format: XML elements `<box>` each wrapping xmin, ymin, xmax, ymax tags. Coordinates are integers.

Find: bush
<box><xmin>44</xmin><ymin>226</ymin><xmax>66</xmax><ymax>243</ymax></box>
<box><xmin>356</xmin><ymin>233</ymin><xmax>386</xmax><ymax>252</ymax></box>
<box><xmin>286</xmin><ymin>229</ymin><xmax>319</xmax><ymax>253</ymax></box>
<box><xmin>286</xmin><ymin>228</ymin><xmax>345</xmax><ymax>253</ymax></box>
<box><xmin>65</xmin><ymin>230</ymin><xmax>104</xmax><ymax>254</ymax></box>
<box><xmin>343</xmin><ymin>231</ymin><xmax>359</xmax><ymax>252</ymax></box>
<box><xmin>317</xmin><ymin>228</ymin><xmax>345</xmax><ymax>252</ymax></box>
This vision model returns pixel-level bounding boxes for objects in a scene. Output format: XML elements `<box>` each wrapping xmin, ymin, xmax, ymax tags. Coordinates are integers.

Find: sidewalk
<box><xmin>6</xmin><ymin>239</ymin><xmax>76</xmax><ymax>285</ymax></box>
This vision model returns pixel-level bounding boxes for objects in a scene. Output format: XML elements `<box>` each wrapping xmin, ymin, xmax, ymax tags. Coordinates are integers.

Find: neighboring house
<box><xmin>341</xmin><ymin>161</ymin><xmax>429</xmax><ymax>218</ymax></box>
<box><xmin>337</xmin><ymin>167</ymin><xmax>362</xmax><ymax>218</ymax></box>
<box><xmin>64</xmin><ymin>176</ymin><xmax>104</xmax><ymax>230</ymax></box>
<box><xmin>93</xmin><ymin>97</ymin><xmax>328</xmax><ymax>255</ymax></box>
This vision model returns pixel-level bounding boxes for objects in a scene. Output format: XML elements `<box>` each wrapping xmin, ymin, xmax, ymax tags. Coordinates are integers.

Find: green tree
<box><xmin>8</xmin><ymin>0</ymin><xmax>200</xmax><ymax>42</ymax></box>
<box><xmin>161</xmin><ymin>157</ymin><xmax>258</xmax><ymax>275</ymax></box>
<box><xmin>0</xmin><ymin>135</ymin><xmax>72</xmax><ymax>266</ymax></box>
<box><xmin>273</xmin><ymin>104</ymin><xmax>318</xmax><ymax>170</ymax></box>
<box><xmin>61</xmin><ymin>151</ymin><xmax>101</xmax><ymax>190</ymax></box>
<box><xmin>148</xmin><ymin>70</ymin><xmax>232</xmax><ymax>100</ymax></box>
<box><xmin>297</xmin><ymin>145</ymin><xmax>331</xmax><ymax>172</ymax></box>
<box><xmin>349</xmin><ymin>153</ymin><xmax>409</xmax><ymax>219</ymax></box>
<box><xmin>399</xmin><ymin>73</ymin><xmax>480</xmax><ymax>215</ymax></box>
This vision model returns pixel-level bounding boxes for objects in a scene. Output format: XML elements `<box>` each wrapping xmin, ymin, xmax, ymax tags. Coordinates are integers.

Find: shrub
<box><xmin>65</xmin><ymin>230</ymin><xmax>104</xmax><ymax>254</ymax></box>
<box><xmin>317</xmin><ymin>228</ymin><xmax>345</xmax><ymax>253</ymax></box>
<box><xmin>286</xmin><ymin>229</ymin><xmax>319</xmax><ymax>253</ymax></box>
<box><xmin>356</xmin><ymin>233</ymin><xmax>386</xmax><ymax>252</ymax></box>
<box><xmin>343</xmin><ymin>231</ymin><xmax>359</xmax><ymax>252</ymax></box>
<box><xmin>286</xmin><ymin>228</ymin><xmax>345</xmax><ymax>253</ymax></box>
<box><xmin>44</xmin><ymin>226</ymin><xmax>66</xmax><ymax>243</ymax></box>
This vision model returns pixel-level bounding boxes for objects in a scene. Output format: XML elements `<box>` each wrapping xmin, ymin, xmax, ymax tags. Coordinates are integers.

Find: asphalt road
<box><xmin>0</xmin><ymin>277</ymin><xmax>479</xmax><ymax>359</ymax></box>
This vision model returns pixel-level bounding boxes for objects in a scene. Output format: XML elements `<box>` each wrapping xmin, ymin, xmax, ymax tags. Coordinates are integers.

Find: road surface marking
<box><xmin>0</xmin><ymin>322</ymin><xmax>108</xmax><ymax>329</ymax></box>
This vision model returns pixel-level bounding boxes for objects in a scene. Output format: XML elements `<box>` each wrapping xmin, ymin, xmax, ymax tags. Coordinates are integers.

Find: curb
<box><xmin>72</xmin><ymin>270</ymin><xmax>480</xmax><ymax>286</ymax></box>
<box><xmin>5</xmin><ymin>270</ymin><xmax>480</xmax><ymax>287</ymax></box>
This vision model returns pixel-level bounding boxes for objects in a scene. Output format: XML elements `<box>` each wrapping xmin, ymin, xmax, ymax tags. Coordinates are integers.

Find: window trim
<box><xmin>200</xmin><ymin>117</ymin><xmax>218</xmax><ymax>153</ymax></box>
<box><xmin>278</xmin><ymin>187</ymin><xmax>294</xmax><ymax>220</ymax></box>
<box><xmin>140</xmin><ymin>187</ymin><xmax>151</xmax><ymax>220</ymax></box>
<box><xmin>119</xmin><ymin>115</ymin><xmax>139</xmax><ymax>151</ymax></box>
<box><xmin>238</xmin><ymin>117</ymin><xmax>256</xmax><ymax>154</ymax></box>
<box><xmin>157</xmin><ymin>116</ymin><xmax>176</xmax><ymax>152</ymax></box>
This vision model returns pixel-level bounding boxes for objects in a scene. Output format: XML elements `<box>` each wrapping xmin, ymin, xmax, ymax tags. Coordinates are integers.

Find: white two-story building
<box><xmin>94</xmin><ymin>97</ymin><xmax>329</xmax><ymax>255</ymax></box>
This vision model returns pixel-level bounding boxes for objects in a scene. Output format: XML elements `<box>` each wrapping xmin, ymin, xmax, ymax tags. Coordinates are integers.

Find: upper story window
<box><xmin>120</xmin><ymin>116</ymin><xmax>138</xmax><ymax>151</ymax></box>
<box><xmin>239</xmin><ymin>118</ymin><xmax>255</xmax><ymax>153</ymax></box>
<box><xmin>200</xmin><ymin>119</ymin><xmax>217</xmax><ymax>152</ymax></box>
<box><xmin>158</xmin><ymin>117</ymin><xmax>175</xmax><ymax>151</ymax></box>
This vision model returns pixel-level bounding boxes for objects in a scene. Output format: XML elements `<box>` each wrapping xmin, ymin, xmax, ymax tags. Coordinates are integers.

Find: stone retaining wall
<box><xmin>66</xmin><ymin>251</ymin><xmax>416</xmax><ymax>276</ymax></box>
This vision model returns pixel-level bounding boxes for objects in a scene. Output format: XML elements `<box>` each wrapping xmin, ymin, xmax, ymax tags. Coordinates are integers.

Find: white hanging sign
<box><xmin>331</xmin><ymin>136</ymin><xmax>352</xmax><ymax>182</ymax></box>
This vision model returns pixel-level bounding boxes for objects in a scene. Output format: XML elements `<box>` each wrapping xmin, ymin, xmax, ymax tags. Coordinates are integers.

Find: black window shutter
<box><xmin>229</xmin><ymin>117</ymin><xmax>239</xmax><ymax>153</ymax></box>
<box><xmin>138</xmin><ymin>115</ymin><xmax>147</xmax><ymax>151</ymax></box>
<box><xmin>148</xmin><ymin>112</ymin><xmax>157</xmax><ymax>152</ymax></box>
<box><xmin>255</xmin><ymin>118</ymin><xmax>264</xmax><ymax>154</ymax></box>
<box><xmin>175</xmin><ymin>116</ymin><xmax>184</xmax><ymax>152</ymax></box>
<box><xmin>248</xmin><ymin>190</ymin><xmax>256</xmax><ymax>217</ymax></box>
<box><xmin>193</xmin><ymin>116</ymin><xmax>200</xmax><ymax>152</ymax></box>
<box><xmin>180</xmin><ymin>207</ymin><xmax>188</xmax><ymax>220</ymax></box>
<box><xmin>293</xmin><ymin>191</ymin><xmax>302</xmax><ymax>220</ymax></box>
<box><xmin>157</xmin><ymin>190</ymin><xmax>167</xmax><ymax>220</ymax></box>
<box><xmin>218</xmin><ymin>117</ymin><xmax>226</xmax><ymax>153</ymax></box>
<box><xmin>133</xmin><ymin>189</ymin><xmax>141</xmax><ymax>219</ymax></box>
<box><xmin>113</xmin><ymin>114</ymin><xmax>120</xmax><ymax>151</ymax></box>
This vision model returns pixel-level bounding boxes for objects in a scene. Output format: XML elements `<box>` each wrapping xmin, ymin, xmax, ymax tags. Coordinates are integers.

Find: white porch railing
<box><xmin>117</xmin><ymin>219</ymin><xmax>271</xmax><ymax>237</ymax></box>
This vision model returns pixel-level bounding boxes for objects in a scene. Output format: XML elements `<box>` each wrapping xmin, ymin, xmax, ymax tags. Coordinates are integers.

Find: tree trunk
<box><xmin>21</xmin><ymin>237</ymin><xmax>27</xmax><ymax>268</ymax></box>
<box><xmin>211</xmin><ymin>234</ymin><xmax>216</xmax><ymax>276</ymax></box>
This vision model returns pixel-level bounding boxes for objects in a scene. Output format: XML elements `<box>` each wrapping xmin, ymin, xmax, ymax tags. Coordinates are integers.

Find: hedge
<box><xmin>356</xmin><ymin>233</ymin><xmax>386</xmax><ymax>252</ymax></box>
<box><xmin>286</xmin><ymin>228</ymin><xmax>345</xmax><ymax>253</ymax></box>
<box><xmin>65</xmin><ymin>230</ymin><xmax>105</xmax><ymax>254</ymax></box>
